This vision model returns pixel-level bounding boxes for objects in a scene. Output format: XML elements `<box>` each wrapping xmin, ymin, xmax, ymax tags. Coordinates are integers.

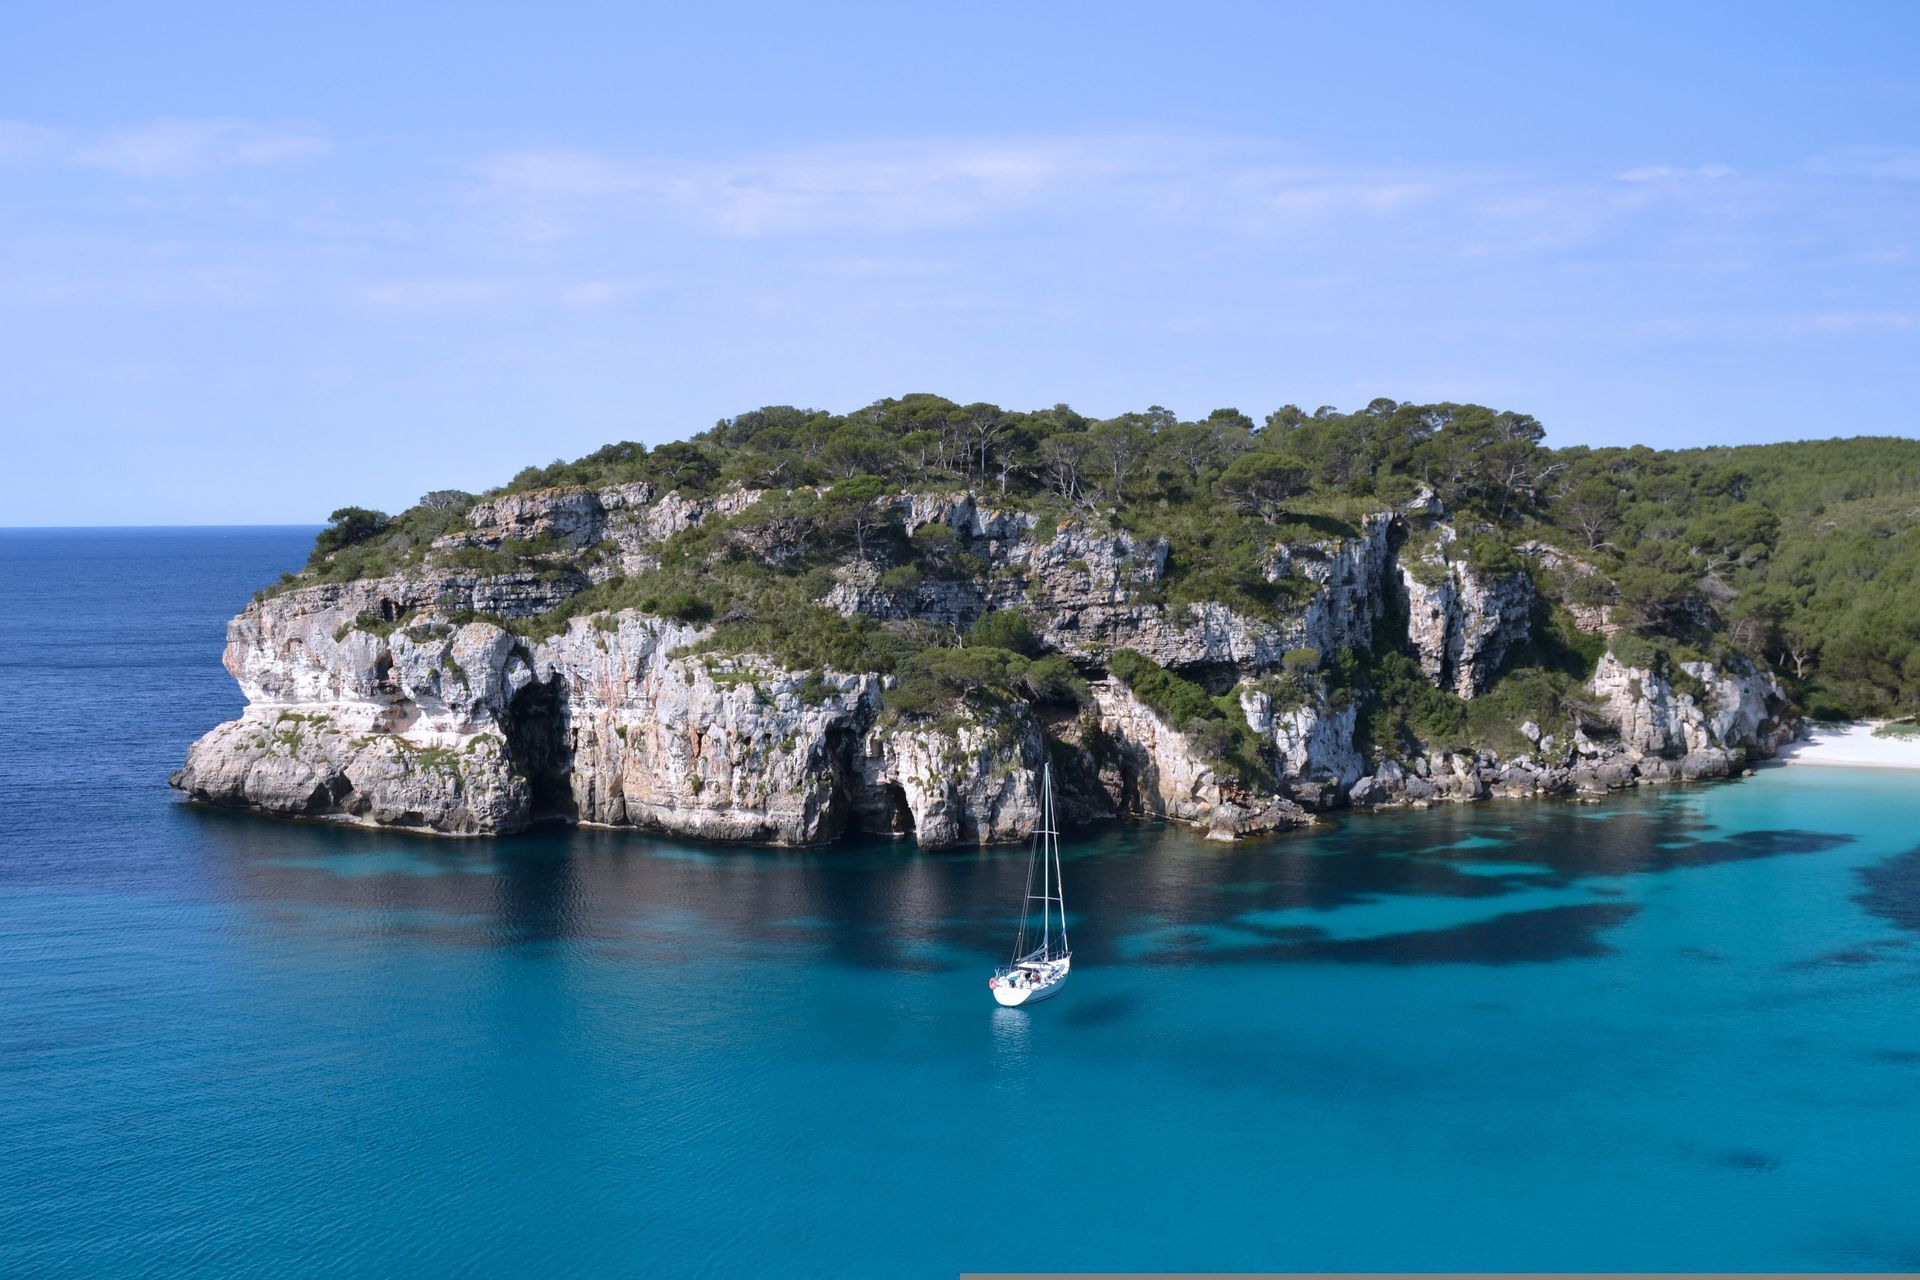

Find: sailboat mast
<box><xmin>1039</xmin><ymin>762</ymin><xmax>1052</xmax><ymax>953</ymax></box>
<box><xmin>1051</xmin><ymin>762</ymin><xmax>1067</xmax><ymax>955</ymax></box>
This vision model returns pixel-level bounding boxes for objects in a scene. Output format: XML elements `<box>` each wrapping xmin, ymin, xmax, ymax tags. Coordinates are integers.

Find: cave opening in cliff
<box><xmin>378</xmin><ymin>596</ymin><xmax>399</xmax><ymax>623</ymax></box>
<box><xmin>372</xmin><ymin>650</ymin><xmax>397</xmax><ymax>696</ymax></box>
<box><xmin>1181</xmin><ymin>662</ymin><xmax>1243</xmax><ymax>696</ymax></box>
<box><xmin>880</xmin><ymin>783</ymin><xmax>914</xmax><ymax>837</ymax></box>
<box><xmin>505</xmin><ymin>675</ymin><xmax>576</xmax><ymax>822</ymax></box>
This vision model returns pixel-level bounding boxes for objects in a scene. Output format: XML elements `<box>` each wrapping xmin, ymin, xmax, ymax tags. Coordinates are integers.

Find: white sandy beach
<box><xmin>1770</xmin><ymin>721</ymin><xmax>1920</xmax><ymax>770</ymax></box>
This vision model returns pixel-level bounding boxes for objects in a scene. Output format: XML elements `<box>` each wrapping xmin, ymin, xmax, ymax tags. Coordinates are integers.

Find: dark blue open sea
<box><xmin>2</xmin><ymin>527</ymin><xmax>1919</xmax><ymax>1276</ymax></box>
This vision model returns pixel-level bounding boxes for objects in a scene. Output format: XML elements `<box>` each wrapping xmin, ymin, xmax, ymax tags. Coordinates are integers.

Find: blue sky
<box><xmin>3</xmin><ymin>1</ymin><xmax>1917</xmax><ymax>524</ymax></box>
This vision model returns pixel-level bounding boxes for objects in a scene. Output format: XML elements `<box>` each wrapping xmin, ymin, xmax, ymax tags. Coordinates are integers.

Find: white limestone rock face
<box><xmin>1588</xmin><ymin>653</ymin><xmax>1692</xmax><ymax>758</ymax></box>
<box><xmin>456</xmin><ymin>486</ymin><xmax>608</xmax><ymax>550</ymax></box>
<box><xmin>855</xmin><ymin>712</ymin><xmax>1046</xmax><ymax>847</ymax></box>
<box><xmin>1397</xmin><ymin>537</ymin><xmax>1535</xmax><ymax>698</ymax></box>
<box><xmin>1349</xmin><ymin>646</ymin><xmax>1792</xmax><ymax>810</ymax></box>
<box><xmin>1239</xmin><ymin>682</ymin><xmax>1365</xmax><ymax>808</ymax></box>
<box><xmin>1683</xmin><ymin>659</ymin><xmax>1792</xmax><ymax>755</ymax></box>
<box><xmin>1090</xmin><ymin>682</ymin><xmax>1309</xmax><ymax>839</ymax></box>
<box><xmin>525</xmin><ymin>615</ymin><xmax>881</xmax><ymax>844</ymax></box>
<box><xmin>431</xmin><ymin>482</ymin><xmax>767</xmax><ymax>582</ymax></box>
<box><xmin>825</xmin><ymin>502</ymin><xmax>1402</xmax><ymax>675</ymax></box>
<box><xmin>1520</xmin><ymin>541</ymin><xmax>1616</xmax><ymax>635</ymax></box>
<box><xmin>173</xmin><ymin>590</ymin><xmax>538</xmax><ymax>833</ymax></box>
<box><xmin>174</xmin><ymin>586</ymin><xmax>1050</xmax><ymax>847</ymax></box>
<box><xmin>169</xmin><ymin>587</ymin><xmax>490</xmax><ymax>833</ymax></box>
<box><xmin>898</xmin><ymin>491</ymin><xmax>1039</xmax><ymax>543</ymax></box>
<box><xmin>822</xmin><ymin>566</ymin><xmax>985</xmax><ymax>630</ymax></box>
<box><xmin>172</xmin><ymin>716</ymin><xmax>350</xmax><ymax>817</ymax></box>
<box><xmin>1281</xmin><ymin>512</ymin><xmax>1397</xmax><ymax>656</ymax></box>
<box><xmin>337</xmin><ymin>732</ymin><xmax>528</xmax><ymax>832</ymax></box>
<box><xmin>1028</xmin><ymin>516</ymin><xmax>1400</xmax><ymax>671</ymax></box>
<box><xmin>607</xmin><ymin>487</ymin><xmax>767</xmax><ymax>574</ymax></box>
<box><xmin>1586</xmin><ymin>652</ymin><xmax>1790</xmax><ymax>773</ymax></box>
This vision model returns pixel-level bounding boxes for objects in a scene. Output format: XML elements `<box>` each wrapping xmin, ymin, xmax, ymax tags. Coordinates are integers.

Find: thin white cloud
<box><xmin>1805</xmin><ymin>310</ymin><xmax>1913</xmax><ymax>334</ymax></box>
<box><xmin>556</xmin><ymin>277</ymin><xmax>678</xmax><ymax>308</ymax></box>
<box><xmin>1635</xmin><ymin>310</ymin><xmax>1915</xmax><ymax>340</ymax></box>
<box><xmin>469</xmin><ymin>136</ymin><xmax>1788</xmax><ymax>258</ymax></box>
<box><xmin>0</xmin><ymin>117</ymin><xmax>329</xmax><ymax>178</ymax></box>
<box><xmin>75</xmin><ymin>119</ymin><xmax>329</xmax><ymax>178</ymax></box>
<box><xmin>475</xmin><ymin>136</ymin><xmax>1112</xmax><ymax>237</ymax></box>
<box><xmin>7</xmin><ymin>127</ymin><xmax>1913</xmax><ymax>347</ymax></box>
<box><xmin>477</xmin><ymin>148</ymin><xmax>637</xmax><ymax>199</ymax></box>
<box><xmin>1617</xmin><ymin>163</ymin><xmax>1734</xmax><ymax>183</ymax></box>
<box><xmin>1222</xmin><ymin>164</ymin><xmax>1439</xmax><ymax>219</ymax></box>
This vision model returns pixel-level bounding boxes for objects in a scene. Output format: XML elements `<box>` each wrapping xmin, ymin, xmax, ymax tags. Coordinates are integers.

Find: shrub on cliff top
<box><xmin>1108</xmin><ymin>649</ymin><xmax>1214</xmax><ymax>726</ymax></box>
<box><xmin>1022</xmin><ymin>653</ymin><xmax>1087</xmax><ymax>706</ymax></box>
<box><xmin>888</xmin><ymin>646</ymin><xmax>1028</xmax><ymax>714</ymax></box>
<box><xmin>1456</xmin><ymin>533</ymin><xmax>1525</xmax><ymax>578</ymax></box>
<box><xmin>967</xmin><ymin>609</ymin><xmax>1042</xmax><ymax>656</ymax></box>
<box><xmin>695</xmin><ymin>607</ymin><xmax>909</xmax><ymax>676</ymax></box>
<box><xmin>1282</xmin><ymin>647</ymin><xmax>1320</xmax><ymax>673</ymax></box>
<box><xmin>883</xmin><ymin>642</ymin><xmax>1087</xmax><ymax>723</ymax></box>
<box><xmin>1216</xmin><ymin>451</ymin><xmax>1311</xmax><ymax>523</ymax></box>
<box><xmin>642</xmin><ymin>591</ymin><xmax>714</xmax><ymax>624</ymax></box>
<box><xmin>310</xmin><ymin>507</ymin><xmax>390</xmax><ymax>563</ymax></box>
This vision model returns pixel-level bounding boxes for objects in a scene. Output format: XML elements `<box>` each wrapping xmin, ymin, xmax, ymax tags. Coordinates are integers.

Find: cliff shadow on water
<box><xmin>171</xmin><ymin>775</ymin><xmax>1857</xmax><ymax>976</ymax></box>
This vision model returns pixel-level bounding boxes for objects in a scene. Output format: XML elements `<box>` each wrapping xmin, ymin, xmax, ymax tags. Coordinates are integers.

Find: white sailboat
<box><xmin>989</xmin><ymin>761</ymin><xmax>1071</xmax><ymax>1007</ymax></box>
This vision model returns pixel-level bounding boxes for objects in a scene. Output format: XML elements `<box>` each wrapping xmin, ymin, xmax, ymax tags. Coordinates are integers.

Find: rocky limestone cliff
<box><xmin>825</xmin><ymin>494</ymin><xmax>1398</xmax><ymax>673</ymax></box>
<box><xmin>1345</xmin><ymin>652</ymin><xmax>1793</xmax><ymax>808</ymax></box>
<box><xmin>1090</xmin><ymin>682</ymin><xmax>1307</xmax><ymax>839</ymax></box>
<box><xmin>173</xmin><ymin>599</ymin><xmax>1045</xmax><ymax>845</ymax></box>
<box><xmin>171</xmin><ymin>609</ymin><xmax>534</xmax><ymax>835</ymax></box>
<box><xmin>1240</xmin><ymin>684</ymin><xmax>1365</xmax><ymax>808</ymax></box>
<box><xmin>523</xmin><ymin>617</ymin><xmax>879</xmax><ymax>842</ymax></box>
<box><xmin>175</xmin><ymin>481</ymin><xmax>1796</xmax><ymax>845</ymax></box>
<box><xmin>1581</xmin><ymin>652</ymin><xmax>1793</xmax><ymax>781</ymax></box>
<box><xmin>1396</xmin><ymin>523</ymin><xmax>1535</xmax><ymax>698</ymax></box>
<box><xmin>855</xmin><ymin>711</ymin><xmax>1044</xmax><ymax>847</ymax></box>
<box><xmin>438</xmin><ymin>483</ymin><xmax>766</xmax><ymax>578</ymax></box>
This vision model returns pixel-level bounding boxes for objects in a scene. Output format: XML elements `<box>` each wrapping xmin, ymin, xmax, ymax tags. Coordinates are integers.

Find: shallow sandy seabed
<box><xmin>1769</xmin><ymin>720</ymin><xmax>1920</xmax><ymax>770</ymax></box>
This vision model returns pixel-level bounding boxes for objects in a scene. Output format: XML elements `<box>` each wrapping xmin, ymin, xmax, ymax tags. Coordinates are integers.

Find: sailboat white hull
<box><xmin>989</xmin><ymin>956</ymin><xmax>1070</xmax><ymax>1006</ymax></box>
<box><xmin>991</xmin><ymin>969</ymin><xmax>1068</xmax><ymax>1006</ymax></box>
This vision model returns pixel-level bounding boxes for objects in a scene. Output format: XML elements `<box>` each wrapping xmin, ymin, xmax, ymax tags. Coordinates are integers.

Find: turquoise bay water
<box><xmin>2</xmin><ymin>528</ymin><xmax>1919</xmax><ymax>1276</ymax></box>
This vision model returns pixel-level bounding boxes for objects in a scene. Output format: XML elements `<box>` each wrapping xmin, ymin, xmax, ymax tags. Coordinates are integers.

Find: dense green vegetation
<box><xmin>1543</xmin><ymin>437</ymin><xmax>1920</xmax><ymax>718</ymax></box>
<box><xmin>291</xmin><ymin>394</ymin><xmax>1920</xmax><ymax>730</ymax></box>
<box><xmin>883</xmin><ymin>612</ymin><xmax>1087</xmax><ymax>728</ymax></box>
<box><xmin>297</xmin><ymin>491</ymin><xmax>480</xmax><ymax>584</ymax></box>
<box><xmin>1328</xmin><ymin>599</ymin><xmax>1608</xmax><ymax>765</ymax></box>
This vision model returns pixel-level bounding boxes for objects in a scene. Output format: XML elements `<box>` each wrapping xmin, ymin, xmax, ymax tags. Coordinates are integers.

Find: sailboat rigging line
<box><xmin>1037</xmin><ymin>762</ymin><xmax>1049</xmax><ymax>956</ymax></box>
<box><xmin>1048</xmin><ymin>764</ymin><xmax>1067</xmax><ymax>954</ymax></box>
<box><xmin>1012</xmin><ymin>772</ymin><xmax>1041</xmax><ymax>965</ymax></box>
<box><xmin>988</xmin><ymin>760</ymin><xmax>1073</xmax><ymax>1006</ymax></box>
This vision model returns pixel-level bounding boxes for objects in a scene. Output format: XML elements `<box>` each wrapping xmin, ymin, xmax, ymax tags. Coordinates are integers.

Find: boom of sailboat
<box><xmin>988</xmin><ymin>761</ymin><xmax>1071</xmax><ymax>1006</ymax></box>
